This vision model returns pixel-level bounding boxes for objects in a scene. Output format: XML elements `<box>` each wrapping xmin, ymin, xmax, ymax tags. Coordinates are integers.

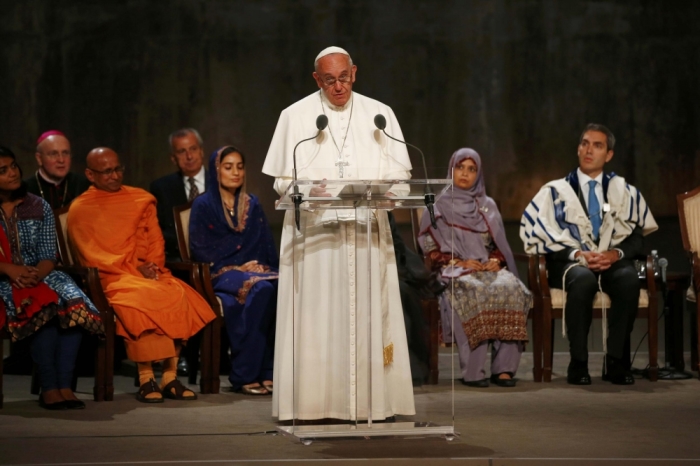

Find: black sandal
<box><xmin>161</xmin><ymin>379</ymin><xmax>198</xmax><ymax>401</ymax></box>
<box><xmin>136</xmin><ymin>378</ymin><xmax>164</xmax><ymax>403</ymax></box>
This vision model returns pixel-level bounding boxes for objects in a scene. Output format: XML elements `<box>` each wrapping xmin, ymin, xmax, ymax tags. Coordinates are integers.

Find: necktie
<box><xmin>188</xmin><ymin>177</ymin><xmax>199</xmax><ymax>201</ymax></box>
<box><xmin>588</xmin><ymin>180</ymin><xmax>601</xmax><ymax>240</ymax></box>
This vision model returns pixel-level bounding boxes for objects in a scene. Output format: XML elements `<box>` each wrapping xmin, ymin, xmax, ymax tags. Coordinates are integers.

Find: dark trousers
<box><xmin>225</xmin><ymin>280</ymin><xmax>277</xmax><ymax>390</ymax></box>
<box><xmin>29</xmin><ymin>320</ymin><xmax>83</xmax><ymax>392</ymax></box>
<box><xmin>547</xmin><ymin>259</ymin><xmax>639</xmax><ymax>362</ymax></box>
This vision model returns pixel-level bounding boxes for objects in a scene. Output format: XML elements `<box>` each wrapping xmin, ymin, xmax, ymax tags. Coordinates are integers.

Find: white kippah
<box><xmin>315</xmin><ymin>46</ymin><xmax>350</xmax><ymax>64</ymax></box>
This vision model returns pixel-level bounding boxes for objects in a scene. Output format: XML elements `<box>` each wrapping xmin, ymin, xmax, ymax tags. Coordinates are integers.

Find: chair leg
<box><xmin>531</xmin><ymin>309</ymin><xmax>543</xmax><ymax>382</ymax></box>
<box><xmin>104</xmin><ymin>328</ymin><xmax>114</xmax><ymax>401</ymax></box>
<box><xmin>1</xmin><ymin>337</ymin><xmax>4</xmax><ymax>409</ymax></box>
<box><xmin>209</xmin><ymin>316</ymin><xmax>222</xmax><ymax>393</ymax></box>
<box><xmin>696</xmin><ymin>300</ymin><xmax>700</xmax><ymax>379</ymax></box>
<box><xmin>542</xmin><ymin>304</ymin><xmax>553</xmax><ymax>382</ymax></box>
<box><xmin>93</xmin><ymin>337</ymin><xmax>106</xmax><ymax>402</ymax></box>
<box><xmin>648</xmin><ymin>300</ymin><xmax>659</xmax><ymax>382</ymax></box>
<box><xmin>198</xmin><ymin>325</ymin><xmax>212</xmax><ymax>394</ymax></box>
<box><xmin>186</xmin><ymin>331</ymin><xmax>201</xmax><ymax>388</ymax></box>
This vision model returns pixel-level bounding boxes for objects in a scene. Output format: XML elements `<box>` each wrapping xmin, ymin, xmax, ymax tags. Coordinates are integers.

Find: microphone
<box><xmin>291</xmin><ymin>115</ymin><xmax>328</xmax><ymax>230</ymax></box>
<box><xmin>374</xmin><ymin>114</ymin><xmax>437</xmax><ymax>228</ymax></box>
<box><xmin>658</xmin><ymin>257</ymin><xmax>668</xmax><ymax>284</ymax></box>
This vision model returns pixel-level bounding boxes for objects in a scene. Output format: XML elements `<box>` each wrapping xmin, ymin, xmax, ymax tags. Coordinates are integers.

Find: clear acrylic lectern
<box><xmin>276</xmin><ymin>179</ymin><xmax>455</xmax><ymax>444</ymax></box>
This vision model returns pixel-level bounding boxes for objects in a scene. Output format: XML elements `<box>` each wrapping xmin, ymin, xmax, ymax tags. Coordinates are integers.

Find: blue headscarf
<box><xmin>189</xmin><ymin>147</ymin><xmax>278</xmax><ymax>274</ymax></box>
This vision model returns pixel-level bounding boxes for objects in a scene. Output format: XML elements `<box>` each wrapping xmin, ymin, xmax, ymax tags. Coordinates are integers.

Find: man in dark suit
<box><xmin>521</xmin><ymin>123</ymin><xmax>658</xmax><ymax>386</ymax></box>
<box><xmin>150</xmin><ymin>128</ymin><xmax>208</xmax><ymax>262</ymax></box>
<box><xmin>24</xmin><ymin>130</ymin><xmax>91</xmax><ymax>209</ymax></box>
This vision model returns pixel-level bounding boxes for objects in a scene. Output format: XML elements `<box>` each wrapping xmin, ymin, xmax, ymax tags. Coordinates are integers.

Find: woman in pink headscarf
<box><xmin>419</xmin><ymin>148</ymin><xmax>532</xmax><ymax>387</ymax></box>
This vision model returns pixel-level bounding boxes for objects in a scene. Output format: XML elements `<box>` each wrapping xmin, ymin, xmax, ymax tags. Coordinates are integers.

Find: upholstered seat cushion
<box><xmin>550</xmin><ymin>288</ymin><xmax>649</xmax><ymax>309</ymax></box>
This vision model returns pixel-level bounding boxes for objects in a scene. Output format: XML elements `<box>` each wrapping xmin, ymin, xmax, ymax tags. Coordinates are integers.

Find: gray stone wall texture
<box><xmin>1</xmin><ymin>0</ymin><xmax>699</xmax><ymax>223</ymax></box>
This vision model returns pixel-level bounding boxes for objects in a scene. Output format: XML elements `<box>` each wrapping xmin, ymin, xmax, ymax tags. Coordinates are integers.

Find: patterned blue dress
<box><xmin>0</xmin><ymin>194</ymin><xmax>103</xmax><ymax>340</ymax></box>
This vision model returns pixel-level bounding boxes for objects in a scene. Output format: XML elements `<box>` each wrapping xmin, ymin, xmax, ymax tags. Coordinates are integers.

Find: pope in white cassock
<box><xmin>263</xmin><ymin>46</ymin><xmax>416</xmax><ymax>421</ymax></box>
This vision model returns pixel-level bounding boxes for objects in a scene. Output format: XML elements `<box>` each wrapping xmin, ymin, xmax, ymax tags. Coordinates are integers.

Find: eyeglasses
<box><xmin>87</xmin><ymin>165</ymin><xmax>125</xmax><ymax>176</ymax></box>
<box><xmin>321</xmin><ymin>74</ymin><xmax>352</xmax><ymax>87</ymax></box>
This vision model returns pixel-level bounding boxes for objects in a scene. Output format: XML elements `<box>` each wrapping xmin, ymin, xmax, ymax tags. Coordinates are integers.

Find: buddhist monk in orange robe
<box><xmin>68</xmin><ymin>147</ymin><xmax>216</xmax><ymax>403</ymax></box>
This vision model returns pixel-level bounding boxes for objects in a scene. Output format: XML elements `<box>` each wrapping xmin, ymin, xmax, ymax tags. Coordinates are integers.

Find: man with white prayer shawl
<box><xmin>520</xmin><ymin>123</ymin><xmax>657</xmax><ymax>386</ymax></box>
<box><xmin>263</xmin><ymin>46</ymin><xmax>416</xmax><ymax>421</ymax></box>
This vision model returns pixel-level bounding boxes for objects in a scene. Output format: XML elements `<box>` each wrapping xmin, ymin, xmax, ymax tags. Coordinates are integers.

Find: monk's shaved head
<box><xmin>85</xmin><ymin>147</ymin><xmax>124</xmax><ymax>193</ymax></box>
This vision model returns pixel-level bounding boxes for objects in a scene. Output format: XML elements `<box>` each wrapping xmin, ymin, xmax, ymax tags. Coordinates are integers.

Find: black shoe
<box><xmin>39</xmin><ymin>397</ymin><xmax>68</xmax><ymax>411</ymax></box>
<box><xmin>602</xmin><ymin>355</ymin><xmax>635</xmax><ymax>385</ymax></box>
<box><xmin>65</xmin><ymin>399</ymin><xmax>86</xmax><ymax>410</ymax></box>
<box><xmin>567</xmin><ymin>359</ymin><xmax>591</xmax><ymax>385</ymax></box>
<box><xmin>461</xmin><ymin>378</ymin><xmax>489</xmax><ymax>387</ymax></box>
<box><xmin>490</xmin><ymin>373</ymin><xmax>517</xmax><ymax>387</ymax></box>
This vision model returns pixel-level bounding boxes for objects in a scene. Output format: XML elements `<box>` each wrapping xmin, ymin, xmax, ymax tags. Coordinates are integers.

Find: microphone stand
<box><xmin>291</xmin><ymin>115</ymin><xmax>329</xmax><ymax>231</ymax></box>
<box><xmin>375</xmin><ymin>116</ymin><xmax>437</xmax><ymax>228</ymax></box>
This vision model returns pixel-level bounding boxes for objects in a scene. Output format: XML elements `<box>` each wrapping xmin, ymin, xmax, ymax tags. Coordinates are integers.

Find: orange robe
<box><xmin>68</xmin><ymin>185</ymin><xmax>215</xmax><ymax>362</ymax></box>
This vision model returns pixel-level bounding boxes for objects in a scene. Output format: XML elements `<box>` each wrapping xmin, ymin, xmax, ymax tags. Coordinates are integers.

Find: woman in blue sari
<box><xmin>190</xmin><ymin>146</ymin><xmax>278</xmax><ymax>395</ymax></box>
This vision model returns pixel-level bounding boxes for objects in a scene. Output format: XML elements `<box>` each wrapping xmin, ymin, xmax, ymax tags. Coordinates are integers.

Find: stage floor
<box><xmin>1</xmin><ymin>351</ymin><xmax>699</xmax><ymax>465</ymax></box>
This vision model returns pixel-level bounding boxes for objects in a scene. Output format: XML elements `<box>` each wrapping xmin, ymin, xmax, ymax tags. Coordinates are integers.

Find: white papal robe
<box><xmin>263</xmin><ymin>90</ymin><xmax>416</xmax><ymax>420</ymax></box>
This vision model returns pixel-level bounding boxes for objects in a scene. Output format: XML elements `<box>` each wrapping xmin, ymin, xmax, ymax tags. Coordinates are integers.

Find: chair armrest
<box><xmin>198</xmin><ymin>263</ymin><xmax>223</xmax><ymax>316</ymax></box>
<box><xmin>536</xmin><ymin>254</ymin><xmax>551</xmax><ymax>297</ymax></box>
<box><xmin>166</xmin><ymin>261</ymin><xmax>203</xmax><ymax>294</ymax></box>
<box><xmin>691</xmin><ymin>252</ymin><xmax>700</xmax><ymax>292</ymax></box>
<box><xmin>55</xmin><ymin>264</ymin><xmax>92</xmax><ymax>280</ymax></box>
<box><xmin>644</xmin><ymin>255</ymin><xmax>657</xmax><ymax>294</ymax></box>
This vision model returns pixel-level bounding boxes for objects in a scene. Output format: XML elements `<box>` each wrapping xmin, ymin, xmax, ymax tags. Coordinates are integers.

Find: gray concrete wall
<box><xmin>2</xmin><ymin>0</ymin><xmax>699</xmax><ymax>225</ymax></box>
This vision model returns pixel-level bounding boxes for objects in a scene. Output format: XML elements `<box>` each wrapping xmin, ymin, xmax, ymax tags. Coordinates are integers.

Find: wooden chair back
<box><xmin>678</xmin><ymin>185</ymin><xmax>700</xmax><ymax>254</ymax></box>
<box><xmin>677</xmin><ymin>185</ymin><xmax>700</xmax><ymax>377</ymax></box>
<box><xmin>173</xmin><ymin>201</ymin><xmax>194</xmax><ymax>262</ymax></box>
<box><xmin>172</xmin><ymin>200</ymin><xmax>222</xmax><ymax>393</ymax></box>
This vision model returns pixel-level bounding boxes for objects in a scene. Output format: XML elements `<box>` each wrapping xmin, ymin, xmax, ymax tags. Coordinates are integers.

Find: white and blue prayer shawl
<box><xmin>519</xmin><ymin>171</ymin><xmax>658</xmax><ymax>352</ymax></box>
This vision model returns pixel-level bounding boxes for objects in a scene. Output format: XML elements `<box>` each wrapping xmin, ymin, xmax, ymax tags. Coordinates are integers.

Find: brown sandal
<box><xmin>161</xmin><ymin>379</ymin><xmax>197</xmax><ymax>401</ymax></box>
<box><xmin>136</xmin><ymin>378</ymin><xmax>164</xmax><ymax>403</ymax></box>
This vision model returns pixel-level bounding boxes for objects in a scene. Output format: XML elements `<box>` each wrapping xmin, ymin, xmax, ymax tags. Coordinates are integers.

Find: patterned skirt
<box><xmin>444</xmin><ymin>269</ymin><xmax>532</xmax><ymax>350</ymax></box>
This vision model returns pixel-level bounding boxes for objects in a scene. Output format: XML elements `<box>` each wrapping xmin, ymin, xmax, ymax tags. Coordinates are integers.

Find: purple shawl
<box><xmin>418</xmin><ymin>148</ymin><xmax>519</xmax><ymax>278</ymax></box>
<box><xmin>189</xmin><ymin>148</ymin><xmax>279</xmax><ymax>275</ymax></box>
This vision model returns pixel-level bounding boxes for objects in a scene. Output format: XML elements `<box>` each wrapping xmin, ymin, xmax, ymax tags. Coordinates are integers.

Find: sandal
<box><xmin>137</xmin><ymin>378</ymin><xmax>164</xmax><ymax>403</ymax></box>
<box><xmin>261</xmin><ymin>381</ymin><xmax>273</xmax><ymax>393</ymax></box>
<box><xmin>161</xmin><ymin>379</ymin><xmax>198</xmax><ymax>401</ymax></box>
<box><xmin>234</xmin><ymin>383</ymin><xmax>270</xmax><ymax>396</ymax></box>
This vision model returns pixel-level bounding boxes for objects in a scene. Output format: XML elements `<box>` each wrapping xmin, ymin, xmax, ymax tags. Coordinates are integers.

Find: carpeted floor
<box><xmin>1</xmin><ymin>351</ymin><xmax>699</xmax><ymax>465</ymax></box>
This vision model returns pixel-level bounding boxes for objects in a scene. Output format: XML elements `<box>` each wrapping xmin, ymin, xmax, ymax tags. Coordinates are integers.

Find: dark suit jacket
<box><xmin>24</xmin><ymin>171</ymin><xmax>91</xmax><ymax>209</ymax></box>
<box><xmin>150</xmin><ymin>171</ymin><xmax>209</xmax><ymax>261</ymax></box>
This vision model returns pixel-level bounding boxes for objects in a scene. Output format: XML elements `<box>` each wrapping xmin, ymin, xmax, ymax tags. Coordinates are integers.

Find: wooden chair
<box><xmin>0</xmin><ymin>207</ymin><xmax>115</xmax><ymax>408</ymax></box>
<box><xmin>677</xmin><ymin>185</ymin><xmax>700</xmax><ymax>377</ymax></box>
<box><xmin>410</xmin><ymin>207</ymin><xmax>541</xmax><ymax>383</ymax></box>
<box><xmin>173</xmin><ymin>201</ymin><xmax>222</xmax><ymax>394</ymax></box>
<box><xmin>531</xmin><ymin>254</ymin><xmax>659</xmax><ymax>382</ymax></box>
<box><xmin>53</xmin><ymin>206</ymin><xmax>116</xmax><ymax>402</ymax></box>
<box><xmin>55</xmin><ymin>206</ymin><xmax>215</xmax><ymax>395</ymax></box>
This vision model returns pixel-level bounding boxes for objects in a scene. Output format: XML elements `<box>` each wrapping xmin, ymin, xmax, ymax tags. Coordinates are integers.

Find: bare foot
<box><xmin>498</xmin><ymin>373</ymin><xmax>512</xmax><ymax>380</ymax></box>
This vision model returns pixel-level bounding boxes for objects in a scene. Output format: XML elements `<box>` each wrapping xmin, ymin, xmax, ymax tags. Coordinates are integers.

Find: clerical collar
<box><xmin>319</xmin><ymin>90</ymin><xmax>353</xmax><ymax>112</ymax></box>
<box><xmin>37</xmin><ymin>169</ymin><xmax>65</xmax><ymax>186</ymax></box>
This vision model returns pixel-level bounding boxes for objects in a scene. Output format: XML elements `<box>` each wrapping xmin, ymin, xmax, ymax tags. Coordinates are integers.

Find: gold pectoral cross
<box><xmin>335</xmin><ymin>159</ymin><xmax>349</xmax><ymax>178</ymax></box>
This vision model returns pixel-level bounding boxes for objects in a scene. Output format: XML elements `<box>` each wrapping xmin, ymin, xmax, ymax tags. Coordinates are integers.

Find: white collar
<box><xmin>320</xmin><ymin>90</ymin><xmax>353</xmax><ymax>112</ymax></box>
<box><xmin>37</xmin><ymin>169</ymin><xmax>64</xmax><ymax>186</ymax></box>
<box><xmin>182</xmin><ymin>165</ymin><xmax>205</xmax><ymax>183</ymax></box>
<box><xmin>577</xmin><ymin>167</ymin><xmax>603</xmax><ymax>187</ymax></box>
